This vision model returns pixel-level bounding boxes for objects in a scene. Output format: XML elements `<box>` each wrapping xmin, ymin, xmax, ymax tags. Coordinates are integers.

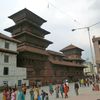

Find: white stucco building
<box><xmin>0</xmin><ymin>33</ymin><xmax>26</xmax><ymax>86</ymax></box>
<box><xmin>83</xmin><ymin>61</ymin><xmax>95</xmax><ymax>75</ymax></box>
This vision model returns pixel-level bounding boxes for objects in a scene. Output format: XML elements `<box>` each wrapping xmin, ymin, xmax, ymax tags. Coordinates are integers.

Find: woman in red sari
<box><xmin>64</xmin><ymin>83</ymin><xmax>69</xmax><ymax>98</ymax></box>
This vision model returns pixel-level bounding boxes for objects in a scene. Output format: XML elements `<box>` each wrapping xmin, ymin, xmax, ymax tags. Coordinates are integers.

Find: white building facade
<box><xmin>83</xmin><ymin>62</ymin><xmax>95</xmax><ymax>75</ymax></box>
<box><xmin>0</xmin><ymin>33</ymin><xmax>26</xmax><ymax>86</ymax></box>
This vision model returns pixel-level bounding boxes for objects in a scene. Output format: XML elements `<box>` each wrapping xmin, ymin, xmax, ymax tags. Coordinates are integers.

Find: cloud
<box><xmin>89</xmin><ymin>0</ymin><xmax>100</xmax><ymax>10</ymax></box>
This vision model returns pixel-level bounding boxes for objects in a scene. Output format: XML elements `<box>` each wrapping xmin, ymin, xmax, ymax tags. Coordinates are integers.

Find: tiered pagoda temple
<box><xmin>5</xmin><ymin>8</ymin><xmax>85</xmax><ymax>85</ymax></box>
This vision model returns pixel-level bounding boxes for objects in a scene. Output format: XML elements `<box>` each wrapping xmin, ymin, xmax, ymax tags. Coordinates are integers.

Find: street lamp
<box><xmin>72</xmin><ymin>22</ymin><xmax>100</xmax><ymax>74</ymax></box>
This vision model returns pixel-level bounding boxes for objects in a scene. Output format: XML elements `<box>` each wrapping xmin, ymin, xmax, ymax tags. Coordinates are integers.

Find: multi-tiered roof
<box><xmin>5</xmin><ymin>8</ymin><xmax>52</xmax><ymax>51</ymax></box>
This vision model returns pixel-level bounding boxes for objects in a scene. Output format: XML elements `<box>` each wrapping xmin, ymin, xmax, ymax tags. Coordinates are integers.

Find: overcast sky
<box><xmin>0</xmin><ymin>0</ymin><xmax>100</xmax><ymax>62</ymax></box>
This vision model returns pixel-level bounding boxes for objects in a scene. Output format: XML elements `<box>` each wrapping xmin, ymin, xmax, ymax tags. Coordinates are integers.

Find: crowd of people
<box><xmin>2</xmin><ymin>83</ymin><xmax>27</xmax><ymax>100</ymax></box>
<box><xmin>79</xmin><ymin>78</ymin><xmax>92</xmax><ymax>87</ymax></box>
<box><xmin>48</xmin><ymin>82</ymin><xmax>69</xmax><ymax>99</ymax></box>
<box><xmin>2</xmin><ymin>83</ymin><xmax>49</xmax><ymax>100</ymax></box>
<box><xmin>2</xmin><ymin>77</ymin><xmax>100</xmax><ymax>100</ymax></box>
<box><xmin>2</xmin><ymin>82</ymin><xmax>70</xmax><ymax>100</ymax></box>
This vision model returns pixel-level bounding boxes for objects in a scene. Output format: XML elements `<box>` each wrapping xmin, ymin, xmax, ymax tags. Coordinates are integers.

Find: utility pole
<box><xmin>72</xmin><ymin>21</ymin><xmax>100</xmax><ymax>74</ymax></box>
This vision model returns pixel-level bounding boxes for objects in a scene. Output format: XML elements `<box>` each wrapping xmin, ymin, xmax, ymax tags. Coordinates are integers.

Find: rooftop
<box><xmin>60</xmin><ymin>44</ymin><xmax>84</xmax><ymax>52</ymax></box>
<box><xmin>0</xmin><ymin>33</ymin><xmax>20</xmax><ymax>43</ymax></box>
<box><xmin>8</xmin><ymin>8</ymin><xmax>46</xmax><ymax>26</ymax></box>
<box><xmin>47</xmin><ymin>50</ymin><xmax>64</xmax><ymax>57</ymax></box>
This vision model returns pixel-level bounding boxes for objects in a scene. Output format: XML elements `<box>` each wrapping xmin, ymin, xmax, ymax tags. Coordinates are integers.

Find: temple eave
<box><xmin>49</xmin><ymin>59</ymin><xmax>85</xmax><ymax>68</ymax></box>
<box><xmin>17</xmin><ymin>46</ymin><xmax>49</xmax><ymax>56</ymax></box>
<box><xmin>12</xmin><ymin>31</ymin><xmax>53</xmax><ymax>44</ymax></box>
<box><xmin>5</xmin><ymin>20</ymin><xmax>50</xmax><ymax>35</ymax></box>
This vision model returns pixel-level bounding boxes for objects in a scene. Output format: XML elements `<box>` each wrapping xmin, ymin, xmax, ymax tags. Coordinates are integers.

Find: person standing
<box><xmin>74</xmin><ymin>82</ymin><xmax>79</xmax><ymax>95</ymax></box>
<box><xmin>45</xmin><ymin>93</ymin><xmax>49</xmax><ymax>100</ymax></box>
<box><xmin>30</xmin><ymin>88</ymin><xmax>34</xmax><ymax>100</ymax></box>
<box><xmin>81</xmin><ymin>79</ymin><xmax>84</xmax><ymax>87</ymax></box>
<box><xmin>60</xmin><ymin>84</ymin><xmax>64</xmax><ymax>98</ymax></box>
<box><xmin>41</xmin><ymin>90</ymin><xmax>46</xmax><ymax>100</ymax></box>
<box><xmin>16</xmin><ymin>86</ymin><xmax>25</xmax><ymax>100</ymax></box>
<box><xmin>79</xmin><ymin>79</ymin><xmax>81</xmax><ymax>87</ymax></box>
<box><xmin>22</xmin><ymin>83</ymin><xmax>27</xmax><ymax>95</ymax></box>
<box><xmin>11</xmin><ymin>88</ymin><xmax>16</xmax><ymax>100</ymax></box>
<box><xmin>33</xmin><ymin>85</ymin><xmax>40</xmax><ymax>100</ymax></box>
<box><xmin>7</xmin><ymin>88</ymin><xmax>11</xmax><ymax>100</ymax></box>
<box><xmin>64</xmin><ymin>83</ymin><xmax>69</xmax><ymax>98</ymax></box>
<box><xmin>2</xmin><ymin>88</ymin><xmax>7</xmax><ymax>100</ymax></box>
<box><xmin>49</xmin><ymin>83</ymin><xmax>53</xmax><ymax>95</ymax></box>
<box><xmin>55</xmin><ymin>84</ymin><xmax>59</xmax><ymax>98</ymax></box>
